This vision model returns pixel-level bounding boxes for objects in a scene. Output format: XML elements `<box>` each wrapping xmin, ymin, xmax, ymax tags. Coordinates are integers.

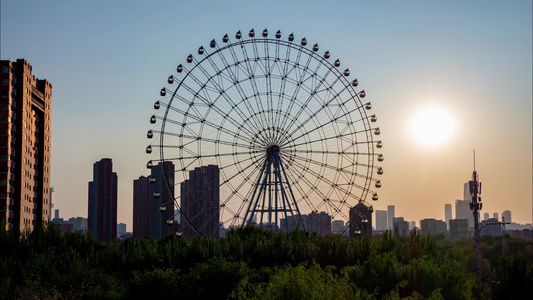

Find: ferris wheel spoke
<box><xmin>239</xmin><ymin>43</ymin><xmax>269</xmax><ymax>130</ymax></box>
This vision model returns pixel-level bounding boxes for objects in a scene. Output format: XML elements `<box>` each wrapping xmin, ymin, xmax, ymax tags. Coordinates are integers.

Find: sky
<box><xmin>1</xmin><ymin>0</ymin><xmax>531</xmax><ymax>230</ymax></box>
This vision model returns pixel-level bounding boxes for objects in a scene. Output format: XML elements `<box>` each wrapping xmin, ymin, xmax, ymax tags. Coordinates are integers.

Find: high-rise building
<box><xmin>133</xmin><ymin>175</ymin><xmax>151</xmax><ymax>238</ymax></box>
<box><xmin>387</xmin><ymin>205</ymin><xmax>395</xmax><ymax>230</ymax></box>
<box><xmin>445</xmin><ymin>204</ymin><xmax>452</xmax><ymax>230</ymax></box>
<box><xmin>307</xmin><ymin>211</ymin><xmax>331</xmax><ymax>235</ymax></box>
<box><xmin>88</xmin><ymin>158</ymin><xmax>117</xmax><ymax>241</ymax></box>
<box><xmin>480</xmin><ymin>218</ymin><xmax>501</xmax><ymax>236</ymax></box>
<box><xmin>150</xmin><ymin>161</ymin><xmax>175</xmax><ymax>239</ymax></box>
<box><xmin>493</xmin><ymin>212</ymin><xmax>498</xmax><ymax>221</ymax></box>
<box><xmin>449</xmin><ymin>219</ymin><xmax>469</xmax><ymax>239</ymax></box>
<box><xmin>483</xmin><ymin>213</ymin><xmax>489</xmax><ymax>221</ymax></box>
<box><xmin>117</xmin><ymin>223</ymin><xmax>127</xmax><ymax>236</ymax></box>
<box><xmin>331</xmin><ymin>220</ymin><xmax>345</xmax><ymax>234</ymax></box>
<box><xmin>1</xmin><ymin>59</ymin><xmax>52</xmax><ymax>232</ymax></box>
<box><xmin>349</xmin><ymin>202</ymin><xmax>373</xmax><ymax>239</ymax></box>
<box><xmin>420</xmin><ymin>218</ymin><xmax>446</xmax><ymax>236</ymax></box>
<box><xmin>375</xmin><ymin>210</ymin><xmax>387</xmax><ymax>231</ymax></box>
<box><xmin>180</xmin><ymin>165</ymin><xmax>220</xmax><ymax>238</ymax></box>
<box><xmin>502</xmin><ymin>210</ymin><xmax>511</xmax><ymax>223</ymax></box>
<box><xmin>455</xmin><ymin>199</ymin><xmax>473</xmax><ymax>228</ymax></box>
<box><xmin>392</xmin><ymin>217</ymin><xmax>409</xmax><ymax>236</ymax></box>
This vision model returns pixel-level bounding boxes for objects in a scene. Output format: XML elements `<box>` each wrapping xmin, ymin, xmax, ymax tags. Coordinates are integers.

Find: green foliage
<box><xmin>0</xmin><ymin>224</ymin><xmax>531</xmax><ymax>299</ymax></box>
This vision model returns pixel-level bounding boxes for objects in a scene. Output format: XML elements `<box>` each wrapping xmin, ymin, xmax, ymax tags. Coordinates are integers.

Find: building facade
<box><xmin>150</xmin><ymin>161</ymin><xmax>175</xmax><ymax>239</ymax></box>
<box><xmin>349</xmin><ymin>202</ymin><xmax>373</xmax><ymax>240</ymax></box>
<box><xmin>393</xmin><ymin>217</ymin><xmax>409</xmax><ymax>236</ymax></box>
<box><xmin>180</xmin><ymin>165</ymin><xmax>220</xmax><ymax>238</ymax></box>
<box><xmin>375</xmin><ymin>210</ymin><xmax>387</xmax><ymax>231</ymax></box>
<box><xmin>387</xmin><ymin>205</ymin><xmax>395</xmax><ymax>230</ymax></box>
<box><xmin>133</xmin><ymin>175</ymin><xmax>151</xmax><ymax>238</ymax></box>
<box><xmin>455</xmin><ymin>199</ymin><xmax>473</xmax><ymax>228</ymax></box>
<box><xmin>445</xmin><ymin>203</ymin><xmax>452</xmax><ymax>230</ymax></box>
<box><xmin>88</xmin><ymin>158</ymin><xmax>117</xmax><ymax>241</ymax></box>
<box><xmin>420</xmin><ymin>218</ymin><xmax>446</xmax><ymax>236</ymax></box>
<box><xmin>501</xmin><ymin>210</ymin><xmax>511</xmax><ymax>223</ymax></box>
<box><xmin>449</xmin><ymin>218</ymin><xmax>469</xmax><ymax>239</ymax></box>
<box><xmin>0</xmin><ymin>59</ymin><xmax>52</xmax><ymax>232</ymax></box>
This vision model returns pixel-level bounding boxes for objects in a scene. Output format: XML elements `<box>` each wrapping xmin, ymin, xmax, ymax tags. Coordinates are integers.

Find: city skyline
<box><xmin>1</xmin><ymin>1</ymin><xmax>531</xmax><ymax>229</ymax></box>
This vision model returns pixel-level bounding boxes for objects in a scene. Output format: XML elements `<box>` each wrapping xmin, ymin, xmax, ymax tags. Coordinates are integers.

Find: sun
<box><xmin>409</xmin><ymin>107</ymin><xmax>455</xmax><ymax>146</ymax></box>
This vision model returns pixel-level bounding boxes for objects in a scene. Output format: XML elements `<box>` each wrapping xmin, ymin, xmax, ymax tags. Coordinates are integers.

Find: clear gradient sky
<box><xmin>1</xmin><ymin>0</ymin><xmax>531</xmax><ymax>229</ymax></box>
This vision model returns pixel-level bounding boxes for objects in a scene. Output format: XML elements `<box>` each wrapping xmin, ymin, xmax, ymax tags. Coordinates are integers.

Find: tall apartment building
<box><xmin>281</xmin><ymin>212</ymin><xmax>331</xmax><ymax>235</ymax></box>
<box><xmin>349</xmin><ymin>202</ymin><xmax>373</xmax><ymax>240</ymax></box>
<box><xmin>445</xmin><ymin>203</ymin><xmax>452</xmax><ymax>230</ymax></box>
<box><xmin>375</xmin><ymin>210</ymin><xmax>387</xmax><ymax>231</ymax></box>
<box><xmin>180</xmin><ymin>165</ymin><xmax>220</xmax><ymax>238</ymax></box>
<box><xmin>387</xmin><ymin>205</ymin><xmax>395</xmax><ymax>230</ymax></box>
<box><xmin>149</xmin><ymin>161</ymin><xmax>175</xmax><ymax>239</ymax></box>
<box><xmin>501</xmin><ymin>210</ymin><xmax>511</xmax><ymax>223</ymax></box>
<box><xmin>455</xmin><ymin>199</ymin><xmax>473</xmax><ymax>228</ymax></box>
<box><xmin>0</xmin><ymin>59</ymin><xmax>52</xmax><ymax>232</ymax></box>
<box><xmin>88</xmin><ymin>158</ymin><xmax>117</xmax><ymax>241</ymax></box>
<box><xmin>133</xmin><ymin>175</ymin><xmax>151</xmax><ymax>238</ymax></box>
<box><xmin>420</xmin><ymin>218</ymin><xmax>447</xmax><ymax>236</ymax></box>
<box><xmin>449</xmin><ymin>218</ymin><xmax>469</xmax><ymax>239</ymax></box>
<box><xmin>392</xmin><ymin>217</ymin><xmax>409</xmax><ymax>236</ymax></box>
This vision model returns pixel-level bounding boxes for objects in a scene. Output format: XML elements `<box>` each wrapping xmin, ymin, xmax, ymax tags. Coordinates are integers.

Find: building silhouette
<box><xmin>483</xmin><ymin>213</ymin><xmax>490</xmax><ymax>221</ymax></box>
<box><xmin>375</xmin><ymin>210</ymin><xmax>387</xmax><ymax>231</ymax></box>
<box><xmin>445</xmin><ymin>203</ymin><xmax>452</xmax><ymax>230</ymax></box>
<box><xmin>502</xmin><ymin>210</ymin><xmax>511</xmax><ymax>223</ymax></box>
<box><xmin>281</xmin><ymin>212</ymin><xmax>332</xmax><ymax>235</ymax></box>
<box><xmin>480</xmin><ymin>218</ymin><xmax>501</xmax><ymax>236</ymax></box>
<box><xmin>387</xmin><ymin>205</ymin><xmax>395</xmax><ymax>230</ymax></box>
<box><xmin>392</xmin><ymin>217</ymin><xmax>409</xmax><ymax>236</ymax></box>
<box><xmin>493</xmin><ymin>212</ymin><xmax>499</xmax><ymax>221</ymax></box>
<box><xmin>150</xmin><ymin>161</ymin><xmax>175</xmax><ymax>239</ymax></box>
<box><xmin>455</xmin><ymin>199</ymin><xmax>473</xmax><ymax>228</ymax></box>
<box><xmin>449</xmin><ymin>218</ymin><xmax>469</xmax><ymax>239</ymax></box>
<box><xmin>88</xmin><ymin>158</ymin><xmax>117</xmax><ymax>241</ymax></box>
<box><xmin>331</xmin><ymin>220</ymin><xmax>345</xmax><ymax>234</ymax></box>
<box><xmin>420</xmin><ymin>218</ymin><xmax>446</xmax><ymax>236</ymax></box>
<box><xmin>349</xmin><ymin>202</ymin><xmax>373</xmax><ymax>240</ymax></box>
<box><xmin>1</xmin><ymin>59</ymin><xmax>52</xmax><ymax>232</ymax></box>
<box><xmin>133</xmin><ymin>175</ymin><xmax>151</xmax><ymax>238</ymax></box>
<box><xmin>180</xmin><ymin>165</ymin><xmax>220</xmax><ymax>238</ymax></box>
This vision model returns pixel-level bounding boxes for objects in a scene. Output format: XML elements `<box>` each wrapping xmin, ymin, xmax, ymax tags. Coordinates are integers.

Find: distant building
<box><xmin>387</xmin><ymin>205</ymin><xmax>395</xmax><ymax>230</ymax></box>
<box><xmin>455</xmin><ymin>199</ymin><xmax>473</xmax><ymax>228</ymax></box>
<box><xmin>501</xmin><ymin>210</ymin><xmax>511</xmax><ymax>223</ymax></box>
<box><xmin>449</xmin><ymin>219</ymin><xmax>469</xmax><ymax>239</ymax></box>
<box><xmin>68</xmin><ymin>217</ymin><xmax>88</xmax><ymax>232</ymax></box>
<box><xmin>350</xmin><ymin>202</ymin><xmax>373</xmax><ymax>240</ymax></box>
<box><xmin>331</xmin><ymin>220</ymin><xmax>346</xmax><ymax>235</ymax></box>
<box><xmin>420</xmin><ymin>218</ymin><xmax>446</xmax><ymax>236</ymax></box>
<box><xmin>392</xmin><ymin>217</ymin><xmax>409</xmax><ymax>236</ymax></box>
<box><xmin>133</xmin><ymin>176</ymin><xmax>151</xmax><ymax>238</ymax></box>
<box><xmin>480</xmin><ymin>218</ymin><xmax>501</xmax><ymax>236</ymax></box>
<box><xmin>445</xmin><ymin>204</ymin><xmax>452</xmax><ymax>230</ymax></box>
<box><xmin>88</xmin><ymin>158</ymin><xmax>118</xmax><ymax>241</ymax></box>
<box><xmin>375</xmin><ymin>210</ymin><xmax>387</xmax><ymax>231</ymax></box>
<box><xmin>180</xmin><ymin>165</ymin><xmax>220</xmax><ymax>238</ymax></box>
<box><xmin>307</xmin><ymin>211</ymin><xmax>331</xmax><ymax>235</ymax></box>
<box><xmin>483</xmin><ymin>213</ymin><xmax>489</xmax><ymax>221</ymax></box>
<box><xmin>493</xmin><ymin>213</ymin><xmax>499</xmax><ymax>221</ymax></box>
<box><xmin>409</xmin><ymin>221</ymin><xmax>416</xmax><ymax>231</ymax></box>
<box><xmin>0</xmin><ymin>59</ymin><xmax>52</xmax><ymax>232</ymax></box>
<box><xmin>150</xmin><ymin>161</ymin><xmax>175</xmax><ymax>239</ymax></box>
<box><xmin>117</xmin><ymin>223</ymin><xmax>127</xmax><ymax>236</ymax></box>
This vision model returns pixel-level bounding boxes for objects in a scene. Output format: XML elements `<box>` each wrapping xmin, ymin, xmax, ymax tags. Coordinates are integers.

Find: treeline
<box><xmin>1</xmin><ymin>225</ymin><xmax>532</xmax><ymax>299</ymax></box>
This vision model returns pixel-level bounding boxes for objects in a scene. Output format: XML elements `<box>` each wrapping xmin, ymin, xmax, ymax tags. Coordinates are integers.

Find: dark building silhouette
<box><xmin>420</xmin><ymin>218</ymin><xmax>446</xmax><ymax>236</ymax></box>
<box><xmin>88</xmin><ymin>158</ymin><xmax>117</xmax><ymax>241</ymax></box>
<box><xmin>349</xmin><ymin>202</ymin><xmax>373</xmax><ymax>240</ymax></box>
<box><xmin>133</xmin><ymin>175</ymin><xmax>151</xmax><ymax>238</ymax></box>
<box><xmin>150</xmin><ymin>161</ymin><xmax>175</xmax><ymax>239</ymax></box>
<box><xmin>180</xmin><ymin>165</ymin><xmax>219</xmax><ymax>238</ymax></box>
<box><xmin>0</xmin><ymin>59</ymin><xmax>52</xmax><ymax>232</ymax></box>
<box><xmin>449</xmin><ymin>218</ymin><xmax>469</xmax><ymax>239</ymax></box>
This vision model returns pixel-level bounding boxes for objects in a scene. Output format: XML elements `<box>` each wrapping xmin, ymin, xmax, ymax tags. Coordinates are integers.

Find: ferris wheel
<box><xmin>147</xmin><ymin>28</ymin><xmax>383</xmax><ymax>237</ymax></box>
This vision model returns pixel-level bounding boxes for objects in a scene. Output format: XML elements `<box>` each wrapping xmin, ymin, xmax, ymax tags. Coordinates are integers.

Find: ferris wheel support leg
<box><xmin>243</xmin><ymin>159</ymin><xmax>268</xmax><ymax>225</ymax></box>
<box><xmin>279</xmin><ymin>156</ymin><xmax>306</xmax><ymax>231</ymax></box>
